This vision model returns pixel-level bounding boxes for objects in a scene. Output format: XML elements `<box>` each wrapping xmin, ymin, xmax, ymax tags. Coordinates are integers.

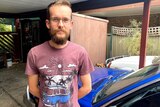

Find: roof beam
<box><xmin>72</xmin><ymin>0</ymin><xmax>145</xmax><ymax>12</ymax></box>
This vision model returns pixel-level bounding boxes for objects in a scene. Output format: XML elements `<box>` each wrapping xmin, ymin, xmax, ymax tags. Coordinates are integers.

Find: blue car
<box><xmin>79</xmin><ymin>62</ymin><xmax>160</xmax><ymax>107</ymax></box>
<box><xmin>24</xmin><ymin>62</ymin><xmax>160</xmax><ymax>107</ymax></box>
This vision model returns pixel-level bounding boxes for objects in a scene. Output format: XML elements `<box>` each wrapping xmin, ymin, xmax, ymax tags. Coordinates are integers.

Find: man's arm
<box><xmin>28</xmin><ymin>74</ymin><xmax>40</xmax><ymax>99</ymax></box>
<box><xmin>78</xmin><ymin>73</ymin><xmax>92</xmax><ymax>99</ymax></box>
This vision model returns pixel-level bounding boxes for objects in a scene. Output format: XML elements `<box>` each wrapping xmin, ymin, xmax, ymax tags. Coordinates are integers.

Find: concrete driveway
<box><xmin>0</xmin><ymin>63</ymin><xmax>27</xmax><ymax>107</ymax></box>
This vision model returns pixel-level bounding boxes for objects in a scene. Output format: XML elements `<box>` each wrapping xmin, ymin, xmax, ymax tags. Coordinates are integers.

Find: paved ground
<box><xmin>0</xmin><ymin>63</ymin><xmax>27</xmax><ymax>107</ymax></box>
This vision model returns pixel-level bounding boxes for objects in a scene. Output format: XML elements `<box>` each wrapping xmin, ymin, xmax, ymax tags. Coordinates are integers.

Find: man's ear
<box><xmin>70</xmin><ymin>21</ymin><xmax>73</xmax><ymax>28</ymax></box>
<box><xmin>45</xmin><ymin>19</ymin><xmax>50</xmax><ymax>29</ymax></box>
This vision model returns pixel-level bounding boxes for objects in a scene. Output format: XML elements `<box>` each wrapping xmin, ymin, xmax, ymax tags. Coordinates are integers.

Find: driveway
<box><xmin>0</xmin><ymin>63</ymin><xmax>27</xmax><ymax>107</ymax></box>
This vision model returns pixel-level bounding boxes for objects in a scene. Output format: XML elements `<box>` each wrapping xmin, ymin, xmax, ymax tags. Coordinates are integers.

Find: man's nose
<box><xmin>58</xmin><ymin>20</ymin><xmax>64</xmax><ymax>27</ymax></box>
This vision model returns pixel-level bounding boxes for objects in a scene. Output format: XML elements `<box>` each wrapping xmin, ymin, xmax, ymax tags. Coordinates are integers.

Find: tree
<box><xmin>0</xmin><ymin>18</ymin><xmax>12</xmax><ymax>32</ymax></box>
<box><xmin>120</xmin><ymin>19</ymin><xmax>154</xmax><ymax>55</ymax></box>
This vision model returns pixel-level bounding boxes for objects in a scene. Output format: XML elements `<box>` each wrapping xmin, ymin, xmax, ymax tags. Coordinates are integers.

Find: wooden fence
<box><xmin>0</xmin><ymin>32</ymin><xmax>17</xmax><ymax>58</ymax></box>
<box><xmin>107</xmin><ymin>26</ymin><xmax>160</xmax><ymax>57</ymax></box>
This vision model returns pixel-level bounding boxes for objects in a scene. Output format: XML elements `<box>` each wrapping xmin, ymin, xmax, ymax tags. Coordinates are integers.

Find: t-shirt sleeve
<box><xmin>25</xmin><ymin>49</ymin><xmax>39</xmax><ymax>75</ymax></box>
<box><xmin>78</xmin><ymin>48</ymin><xmax>94</xmax><ymax>75</ymax></box>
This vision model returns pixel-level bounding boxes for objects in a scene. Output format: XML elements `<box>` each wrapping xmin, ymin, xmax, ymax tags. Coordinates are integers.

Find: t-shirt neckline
<box><xmin>47</xmin><ymin>41</ymin><xmax>70</xmax><ymax>50</ymax></box>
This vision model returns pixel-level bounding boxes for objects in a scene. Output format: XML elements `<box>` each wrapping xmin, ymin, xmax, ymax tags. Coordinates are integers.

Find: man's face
<box><xmin>46</xmin><ymin>5</ymin><xmax>73</xmax><ymax>45</ymax></box>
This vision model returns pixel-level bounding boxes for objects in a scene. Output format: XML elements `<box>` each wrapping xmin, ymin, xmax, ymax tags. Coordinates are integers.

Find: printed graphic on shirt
<box><xmin>38</xmin><ymin>57</ymin><xmax>78</xmax><ymax>107</ymax></box>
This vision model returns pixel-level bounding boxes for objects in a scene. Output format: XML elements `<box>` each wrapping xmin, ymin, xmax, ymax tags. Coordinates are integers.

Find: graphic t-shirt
<box><xmin>25</xmin><ymin>41</ymin><xmax>94</xmax><ymax>107</ymax></box>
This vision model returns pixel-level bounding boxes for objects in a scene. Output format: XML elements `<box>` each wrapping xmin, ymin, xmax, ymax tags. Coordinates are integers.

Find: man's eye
<box><xmin>50</xmin><ymin>17</ymin><xmax>70</xmax><ymax>24</ymax></box>
<box><xmin>63</xmin><ymin>18</ymin><xmax>69</xmax><ymax>22</ymax></box>
<box><xmin>53</xmin><ymin>18</ymin><xmax>59</xmax><ymax>22</ymax></box>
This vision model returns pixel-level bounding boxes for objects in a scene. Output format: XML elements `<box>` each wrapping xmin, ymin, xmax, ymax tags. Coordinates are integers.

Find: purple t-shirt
<box><xmin>25</xmin><ymin>41</ymin><xmax>94</xmax><ymax>107</ymax></box>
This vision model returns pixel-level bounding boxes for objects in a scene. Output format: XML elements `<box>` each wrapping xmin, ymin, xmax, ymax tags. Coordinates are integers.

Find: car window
<box><xmin>108</xmin><ymin>82</ymin><xmax>160</xmax><ymax>107</ymax></box>
<box><xmin>93</xmin><ymin>63</ymin><xmax>160</xmax><ymax>104</ymax></box>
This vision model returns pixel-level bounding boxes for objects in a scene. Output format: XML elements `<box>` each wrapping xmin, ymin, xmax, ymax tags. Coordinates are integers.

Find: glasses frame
<box><xmin>50</xmin><ymin>17</ymin><xmax>71</xmax><ymax>25</ymax></box>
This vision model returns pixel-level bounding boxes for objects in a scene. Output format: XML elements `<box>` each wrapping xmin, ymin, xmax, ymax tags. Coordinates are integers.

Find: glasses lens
<box><xmin>50</xmin><ymin>17</ymin><xmax>70</xmax><ymax>24</ymax></box>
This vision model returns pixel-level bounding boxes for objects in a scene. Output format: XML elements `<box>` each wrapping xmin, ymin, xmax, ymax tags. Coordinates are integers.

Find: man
<box><xmin>25</xmin><ymin>0</ymin><xmax>94</xmax><ymax>107</ymax></box>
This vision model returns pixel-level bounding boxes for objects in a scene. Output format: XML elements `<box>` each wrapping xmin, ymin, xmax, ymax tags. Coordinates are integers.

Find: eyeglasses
<box><xmin>50</xmin><ymin>17</ymin><xmax>71</xmax><ymax>24</ymax></box>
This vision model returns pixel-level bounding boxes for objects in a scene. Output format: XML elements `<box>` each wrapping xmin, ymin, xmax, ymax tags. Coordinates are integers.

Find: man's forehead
<box><xmin>49</xmin><ymin>5</ymin><xmax>72</xmax><ymax>17</ymax></box>
<box><xmin>50</xmin><ymin>5</ymin><xmax>72</xmax><ymax>12</ymax></box>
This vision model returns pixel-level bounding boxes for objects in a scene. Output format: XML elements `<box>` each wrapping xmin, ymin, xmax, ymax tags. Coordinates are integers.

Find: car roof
<box><xmin>107</xmin><ymin>56</ymin><xmax>157</xmax><ymax>71</ymax></box>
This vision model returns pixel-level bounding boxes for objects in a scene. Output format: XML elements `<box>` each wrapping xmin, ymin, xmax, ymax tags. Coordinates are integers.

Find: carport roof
<box><xmin>80</xmin><ymin>0</ymin><xmax>160</xmax><ymax>17</ymax></box>
<box><xmin>0</xmin><ymin>0</ymin><xmax>159</xmax><ymax>17</ymax></box>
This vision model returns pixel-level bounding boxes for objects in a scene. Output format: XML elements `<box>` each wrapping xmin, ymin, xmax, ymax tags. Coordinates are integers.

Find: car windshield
<box><xmin>93</xmin><ymin>63</ymin><xmax>160</xmax><ymax>104</ymax></box>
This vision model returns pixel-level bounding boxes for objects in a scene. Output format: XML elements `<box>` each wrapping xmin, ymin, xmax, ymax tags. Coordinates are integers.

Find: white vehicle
<box><xmin>106</xmin><ymin>55</ymin><xmax>160</xmax><ymax>71</ymax></box>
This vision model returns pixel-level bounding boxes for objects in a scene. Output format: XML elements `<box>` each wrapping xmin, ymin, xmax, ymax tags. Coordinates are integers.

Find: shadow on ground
<box><xmin>0</xmin><ymin>63</ymin><xmax>27</xmax><ymax>107</ymax></box>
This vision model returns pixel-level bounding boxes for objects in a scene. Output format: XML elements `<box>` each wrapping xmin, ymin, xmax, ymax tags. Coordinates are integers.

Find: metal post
<box><xmin>139</xmin><ymin>0</ymin><xmax>151</xmax><ymax>69</ymax></box>
<box><xmin>109</xmin><ymin>26</ymin><xmax>113</xmax><ymax>58</ymax></box>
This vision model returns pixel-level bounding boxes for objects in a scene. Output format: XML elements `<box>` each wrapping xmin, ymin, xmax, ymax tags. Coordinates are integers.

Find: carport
<box><xmin>0</xmin><ymin>0</ymin><xmax>157</xmax><ymax>68</ymax></box>
<box><xmin>0</xmin><ymin>0</ymin><xmax>157</xmax><ymax>106</ymax></box>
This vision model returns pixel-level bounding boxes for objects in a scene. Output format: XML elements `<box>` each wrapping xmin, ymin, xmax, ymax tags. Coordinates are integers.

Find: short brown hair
<box><xmin>46</xmin><ymin>0</ymin><xmax>72</xmax><ymax>19</ymax></box>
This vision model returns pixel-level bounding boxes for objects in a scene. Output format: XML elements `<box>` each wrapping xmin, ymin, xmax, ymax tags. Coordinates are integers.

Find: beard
<box><xmin>49</xmin><ymin>29</ymin><xmax>70</xmax><ymax>45</ymax></box>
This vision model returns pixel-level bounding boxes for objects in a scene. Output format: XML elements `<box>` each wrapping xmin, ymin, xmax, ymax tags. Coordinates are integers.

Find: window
<box><xmin>108</xmin><ymin>82</ymin><xmax>160</xmax><ymax>107</ymax></box>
